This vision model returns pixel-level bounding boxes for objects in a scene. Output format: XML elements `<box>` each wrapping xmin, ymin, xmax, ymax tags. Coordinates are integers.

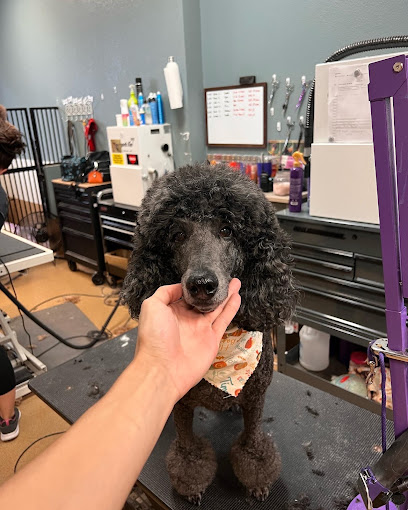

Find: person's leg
<box><xmin>0</xmin><ymin>346</ymin><xmax>16</xmax><ymax>415</ymax></box>
<box><xmin>0</xmin><ymin>387</ymin><xmax>16</xmax><ymax>420</ymax></box>
<box><xmin>0</xmin><ymin>345</ymin><xmax>20</xmax><ymax>441</ymax></box>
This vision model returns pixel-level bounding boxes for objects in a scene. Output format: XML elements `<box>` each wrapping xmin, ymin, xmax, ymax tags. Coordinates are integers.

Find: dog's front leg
<box><xmin>166</xmin><ymin>400</ymin><xmax>217</xmax><ymax>505</ymax></box>
<box><xmin>230</xmin><ymin>395</ymin><xmax>281</xmax><ymax>501</ymax></box>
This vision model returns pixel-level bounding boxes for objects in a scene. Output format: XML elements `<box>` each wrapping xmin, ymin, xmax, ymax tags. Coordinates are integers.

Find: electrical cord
<box><xmin>29</xmin><ymin>289</ymin><xmax>121</xmax><ymax>313</ymax></box>
<box><xmin>14</xmin><ymin>431</ymin><xmax>65</xmax><ymax>473</ymax></box>
<box><xmin>34</xmin><ymin>330</ymin><xmax>113</xmax><ymax>358</ymax></box>
<box><xmin>0</xmin><ymin>281</ymin><xmax>106</xmax><ymax>349</ymax></box>
<box><xmin>0</xmin><ymin>255</ymin><xmax>34</xmax><ymax>353</ymax></box>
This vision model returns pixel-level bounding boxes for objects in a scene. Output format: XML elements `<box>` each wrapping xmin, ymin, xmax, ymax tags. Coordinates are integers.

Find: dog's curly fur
<box><xmin>122</xmin><ymin>163</ymin><xmax>298</xmax><ymax>504</ymax></box>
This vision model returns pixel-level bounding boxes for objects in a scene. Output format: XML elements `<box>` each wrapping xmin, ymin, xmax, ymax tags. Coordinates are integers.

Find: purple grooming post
<box><xmin>348</xmin><ymin>497</ymin><xmax>398</xmax><ymax>510</ymax></box>
<box><xmin>348</xmin><ymin>54</ymin><xmax>408</xmax><ymax>510</ymax></box>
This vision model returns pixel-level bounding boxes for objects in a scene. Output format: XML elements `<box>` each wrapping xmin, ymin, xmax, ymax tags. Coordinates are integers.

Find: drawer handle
<box><xmin>293</xmin><ymin>225</ymin><xmax>345</xmax><ymax>240</ymax></box>
<box><xmin>293</xmin><ymin>255</ymin><xmax>353</xmax><ymax>272</ymax></box>
<box><xmin>102</xmin><ymin>224</ymin><xmax>134</xmax><ymax>236</ymax></box>
<box><xmin>292</xmin><ymin>242</ymin><xmax>353</xmax><ymax>259</ymax></box>
<box><xmin>100</xmin><ymin>215</ymin><xmax>136</xmax><ymax>227</ymax></box>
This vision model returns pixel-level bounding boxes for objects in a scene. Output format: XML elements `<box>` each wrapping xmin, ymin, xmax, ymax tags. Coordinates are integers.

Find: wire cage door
<box><xmin>1</xmin><ymin>107</ymin><xmax>67</xmax><ymax>244</ymax></box>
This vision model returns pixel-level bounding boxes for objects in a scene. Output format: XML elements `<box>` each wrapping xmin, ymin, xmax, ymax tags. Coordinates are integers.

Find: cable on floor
<box><xmin>14</xmin><ymin>431</ymin><xmax>66</xmax><ymax>473</ymax></box>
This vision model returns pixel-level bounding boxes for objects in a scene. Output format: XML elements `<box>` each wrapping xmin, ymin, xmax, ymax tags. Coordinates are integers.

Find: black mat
<box><xmin>0</xmin><ymin>231</ymin><xmax>43</xmax><ymax>263</ymax></box>
<box><xmin>29</xmin><ymin>329</ymin><xmax>394</xmax><ymax>510</ymax></box>
<box><xmin>11</xmin><ymin>302</ymin><xmax>98</xmax><ymax>369</ymax></box>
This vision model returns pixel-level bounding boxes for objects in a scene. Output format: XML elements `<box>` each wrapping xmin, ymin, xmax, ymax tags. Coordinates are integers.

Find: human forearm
<box><xmin>0</xmin><ymin>356</ymin><xmax>177</xmax><ymax>510</ymax></box>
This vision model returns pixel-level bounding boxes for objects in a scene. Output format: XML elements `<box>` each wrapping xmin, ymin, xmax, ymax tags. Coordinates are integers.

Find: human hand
<box><xmin>134</xmin><ymin>278</ymin><xmax>241</xmax><ymax>401</ymax></box>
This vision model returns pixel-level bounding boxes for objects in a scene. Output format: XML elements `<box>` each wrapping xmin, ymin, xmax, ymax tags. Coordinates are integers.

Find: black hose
<box><xmin>0</xmin><ymin>281</ymin><xmax>100</xmax><ymax>350</ymax></box>
<box><xmin>304</xmin><ymin>35</ymin><xmax>408</xmax><ymax>157</ymax></box>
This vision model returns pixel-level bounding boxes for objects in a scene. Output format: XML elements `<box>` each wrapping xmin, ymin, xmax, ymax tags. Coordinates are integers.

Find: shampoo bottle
<box><xmin>157</xmin><ymin>91</ymin><xmax>164</xmax><ymax>124</ymax></box>
<box><xmin>120</xmin><ymin>99</ymin><xmax>129</xmax><ymax>127</ymax></box>
<box><xmin>289</xmin><ymin>151</ymin><xmax>306</xmax><ymax>213</ymax></box>
<box><xmin>150</xmin><ymin>94</ymin><xmax>159</xmax><ymax>125</ymax></box>
<box><xmin>128</xmin><ymin>84</ymin><xmax>138</xmax><ymax>126</ymax></box>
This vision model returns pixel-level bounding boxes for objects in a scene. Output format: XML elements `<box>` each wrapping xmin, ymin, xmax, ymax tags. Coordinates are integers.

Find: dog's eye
<box><xmin>173</xmin><ymin>231</ymin><xmax>186</xmax><ymax>243</ymax></box>
<box><xmin>220</xmin><ymin>226</ymin><xmax>232</xmax><ymax>238</ymax></box>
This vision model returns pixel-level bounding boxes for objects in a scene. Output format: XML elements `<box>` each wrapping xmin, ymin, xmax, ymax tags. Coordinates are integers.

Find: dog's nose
<box><xmin>186</xmin><ymin>273</ymin><xmax>219</xmax><ymax>299</ymax></box>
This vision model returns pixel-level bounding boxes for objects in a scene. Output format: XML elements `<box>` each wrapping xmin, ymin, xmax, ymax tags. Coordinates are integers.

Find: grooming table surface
<box><xmin>0</xmin><ymin>231</ymin><xmax>53</xmax><ymax>275</ymax></box>
<box><xmin>29</xmin><ymin>329</ymin><xmax>394</xmax><ymax>509</ymax></box>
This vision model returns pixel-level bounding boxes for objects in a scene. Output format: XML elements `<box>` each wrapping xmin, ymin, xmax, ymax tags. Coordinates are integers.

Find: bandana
<box><xmin>204</xmin><ymin>326</ymin><xmax>263</xmax><ymax>397</ymax></box>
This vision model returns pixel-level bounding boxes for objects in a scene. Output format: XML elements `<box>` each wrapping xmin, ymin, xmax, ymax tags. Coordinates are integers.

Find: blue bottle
<box><xmin>139</xmin><ymin>106</ymin><xmax>146</xmax><ymax>125</ymax></box>
<box><xmin>150</xmin><ymin>95</ymin><xmax>159</xmax><ymax>125</ymax></box>
<box><xmin>157</xmin><ymin>91</ymin><xmax>164</xmax><ymax>124</ymax></box>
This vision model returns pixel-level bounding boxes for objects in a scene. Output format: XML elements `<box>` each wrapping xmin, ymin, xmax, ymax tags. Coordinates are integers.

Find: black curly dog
<box><xmin>122</xmin><ymin>163</ymin><xmax>297</xmax><ymax>504</ymax></box>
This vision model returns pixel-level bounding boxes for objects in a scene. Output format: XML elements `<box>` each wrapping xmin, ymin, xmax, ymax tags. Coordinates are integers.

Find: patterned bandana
<box><xmin>204</xmin><ymin>326</ymin><xmax>263</xmax><ymax>397</ymax></box>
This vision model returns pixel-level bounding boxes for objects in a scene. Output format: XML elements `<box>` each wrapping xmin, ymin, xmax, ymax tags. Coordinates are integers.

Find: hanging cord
<box><xmin>367</xmin><ymin>339</ymin><xmax>388</xmax><ymax>452</ymax></box>
<box><xmin>367</xmin><ymin>339</ymin><xmax>390</xmax><ymax>510</ymax></box>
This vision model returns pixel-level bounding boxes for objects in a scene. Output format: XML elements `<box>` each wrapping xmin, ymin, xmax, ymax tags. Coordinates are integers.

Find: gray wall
<box><xmin>3</xmin><ymin>0</ymin><xmax>408</xmax><ymax>163</ymax></box>
<box><xmin>200</xmin><ymin>0</ymin><xmax>408</xmax><ymax>156</ymax></box>
<box><xmin>0</xmin><ymin>0</ymin><xmax>201</xmax><ymax>166</ymax></box>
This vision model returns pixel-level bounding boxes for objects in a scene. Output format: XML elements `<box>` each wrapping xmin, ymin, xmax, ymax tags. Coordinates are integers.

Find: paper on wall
<box><xmin>328</xmin><ymin>64</ymin><xmax>373</xmax><ymax>143</ymax></box>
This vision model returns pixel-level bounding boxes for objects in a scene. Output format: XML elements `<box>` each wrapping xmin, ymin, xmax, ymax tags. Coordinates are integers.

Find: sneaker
<box><xmin>0</xmin><ymin>407</ymin><xmax>21</xmax><ymax>441</ymax></box>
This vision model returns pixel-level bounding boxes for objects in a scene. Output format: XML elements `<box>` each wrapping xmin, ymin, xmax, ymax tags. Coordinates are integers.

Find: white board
<box><xmin>205</xmin><ymin>84</ymin><xmax>266</xmax><ymax>147</ymax></box>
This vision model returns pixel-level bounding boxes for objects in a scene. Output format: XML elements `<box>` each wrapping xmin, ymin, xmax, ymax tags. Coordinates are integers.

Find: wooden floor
<box><xmin>0</xmin><ymin>259</ymin><xmax>137</xmax><ymax>483</ymax></box>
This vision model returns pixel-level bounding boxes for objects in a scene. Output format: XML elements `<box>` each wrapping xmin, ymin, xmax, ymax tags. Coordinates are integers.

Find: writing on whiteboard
<box><xmin>206</xmin><ymin>86</ymin><xmax>264</xmax><ymax>146</ymax></box>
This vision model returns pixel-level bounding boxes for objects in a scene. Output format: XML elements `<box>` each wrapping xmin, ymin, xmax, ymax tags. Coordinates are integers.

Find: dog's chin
<box><xmin>193</xmin><ymin>304</ymin><xmax>217</xmax><ymax>313</ymax></box>
<box><xmin>183</xmin><ymin>295</ymin><xmax>223</xmax><ymax>314</ymax></box>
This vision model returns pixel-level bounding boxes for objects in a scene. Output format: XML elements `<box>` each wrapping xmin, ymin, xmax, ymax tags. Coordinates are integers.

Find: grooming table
<box><xmin>29</xmin><ymin>328</ymin><xmax>394</xmax><ymax>510</ymax></box>
<box><xmin>0</xmin><ymin>230</ymin><xmax>54</xmax><ymax>396</ymax></box>
<box><xmin>0</xmin><ymin>230</ymin><xmax>53</xmax><ymax>275</ymax></box>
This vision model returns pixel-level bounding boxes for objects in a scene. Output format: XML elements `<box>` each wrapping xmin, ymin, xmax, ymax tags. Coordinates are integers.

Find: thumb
<box><xmin>152</xmin><ymin>284</ymin><xmax>183</xmax><ymax>306</ymax></box>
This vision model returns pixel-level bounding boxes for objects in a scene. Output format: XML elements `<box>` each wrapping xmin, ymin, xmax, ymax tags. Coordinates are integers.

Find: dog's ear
<box><xmin>234</xmin><ymin>202</ymin><xmax>298</xmax><ymax>331</ymax></box>
<box><xmin>121</xmin><ymin>227</ymin><xmax>176</xmax><ymax>319</ymax></box>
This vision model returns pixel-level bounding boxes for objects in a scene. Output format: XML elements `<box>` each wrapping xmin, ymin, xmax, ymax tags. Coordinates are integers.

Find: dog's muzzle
<box><xmin>185</xmin><ymin>272</ymin><xmax>220</xmax><ymax>312</ymax></box>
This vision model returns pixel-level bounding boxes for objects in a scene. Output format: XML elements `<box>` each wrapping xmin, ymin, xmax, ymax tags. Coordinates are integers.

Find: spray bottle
<box><xmin>289</xmin><ymin>151</ymin><xmax>306</xmax><ymax>212</ymax></box>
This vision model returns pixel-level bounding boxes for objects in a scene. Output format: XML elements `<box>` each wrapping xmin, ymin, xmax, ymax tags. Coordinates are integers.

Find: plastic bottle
<box><xmin>144</xmin><ymin>100</ymin><xmax>152</xmax><ymax>125</ymax></box>
<box><xmin>139</xmin><ymin>105</ymin><xmax>146</xmax><ymax>125</ymax></box>
<box><xmin>120</xmin><ymin>99</ymin><xmax>129</xmax><ymax>127</ymax></box>
<box><xmin>163</xmin><ymin>56</ymin><xmax>183</xmax><ymax>109</ymax></box>
<box><xmin>128</xmin><ymin>85</ymin><xmax>138</xmax><ymax>126</ymax></box>
<box><xmin>156</xmin><ymin>91</ymin><xmax>164</xmax><ymax>124</ymax></box>
<box><xmin>299</xmin><ymin>326</ymin><xmax>330</xmax><ymax>371</ymax></box>
<box><xmin>289</xmin><ymin>151</ymin><xmax>306</xmax><ymax>213</ymax></box>
<box><xmin>150</xmin><ymin>94</ymin><xmax>159</xmax><ymax>125</ymax></box>
<box><xmin>135</xmin><ymin>77</ymin><xmax>143</xmax><ymax>97</ymax></box>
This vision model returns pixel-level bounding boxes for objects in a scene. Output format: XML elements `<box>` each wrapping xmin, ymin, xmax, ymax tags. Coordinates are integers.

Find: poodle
<box><xmin>122</xmin><ymin>162</ymin><xmax>297</xmax><ymax>504</ymax></box>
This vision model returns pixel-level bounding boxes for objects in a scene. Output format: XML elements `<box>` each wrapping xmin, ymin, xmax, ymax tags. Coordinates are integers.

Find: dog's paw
<box><xmin>166</xmin><ymin>437</ymin><xmax>216</xmax><ymax>502</ymax></box>
<box><xmin>249</xmin><ymin>486</ymin><xmax>270</xmax><ymax>502</ymax></box>
<box><xmin>230</xmin><ymin>432</ymin><xmax>281</xmax><ymax>496</ymax></box>
<box><xmin>187</xmin><ymin>491</ymin><xmax>204</xmax><ymax>505</ymax></box>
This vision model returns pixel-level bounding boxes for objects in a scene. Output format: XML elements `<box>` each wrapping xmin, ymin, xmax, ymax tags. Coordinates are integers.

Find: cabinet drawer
<box><xmin>62</xmin><ymin>227</ymin><xmax>97</xmax><ymax>261</ymax></box>
<box><xmin>292</xmin><ymin>242</ymin><xmax>354</xmax><ymax>267</ymax></box>
<box><xmin>294</xmin><ymin>269</ymin><xmax>385</xmax><ymax>309</ymax></box>
<box><xmin>60</xmin><ymin>211</ymin><xmax>93</xmax><ymax>236</ymax></box>
<box><xmin>354</xmin><ymin>255</ymin><xmax>384</xmax><ymax>287</ymax></box>
<box><xmin>54</xmin><ymin>185</ymin><xmax>91</xmax><ymax>208</ymax></box>
<box><xmin>57</xmin><ymin>201</ymin><xmax>90</xmax><ymax>217</ymax></box>
<box><xmin>292</xmin><ymin>254</ymin><xmax>354</xmax><ymax>280</ymax></box>
<box><xmin>279</xmin><ymin>219</ymin><xmax>382</xmax><ymax>258</ymax></box>
<box><xmin>299</xmin><ymin>287</ymin><xmax>386</xmax><ymax>336</ymax></box>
